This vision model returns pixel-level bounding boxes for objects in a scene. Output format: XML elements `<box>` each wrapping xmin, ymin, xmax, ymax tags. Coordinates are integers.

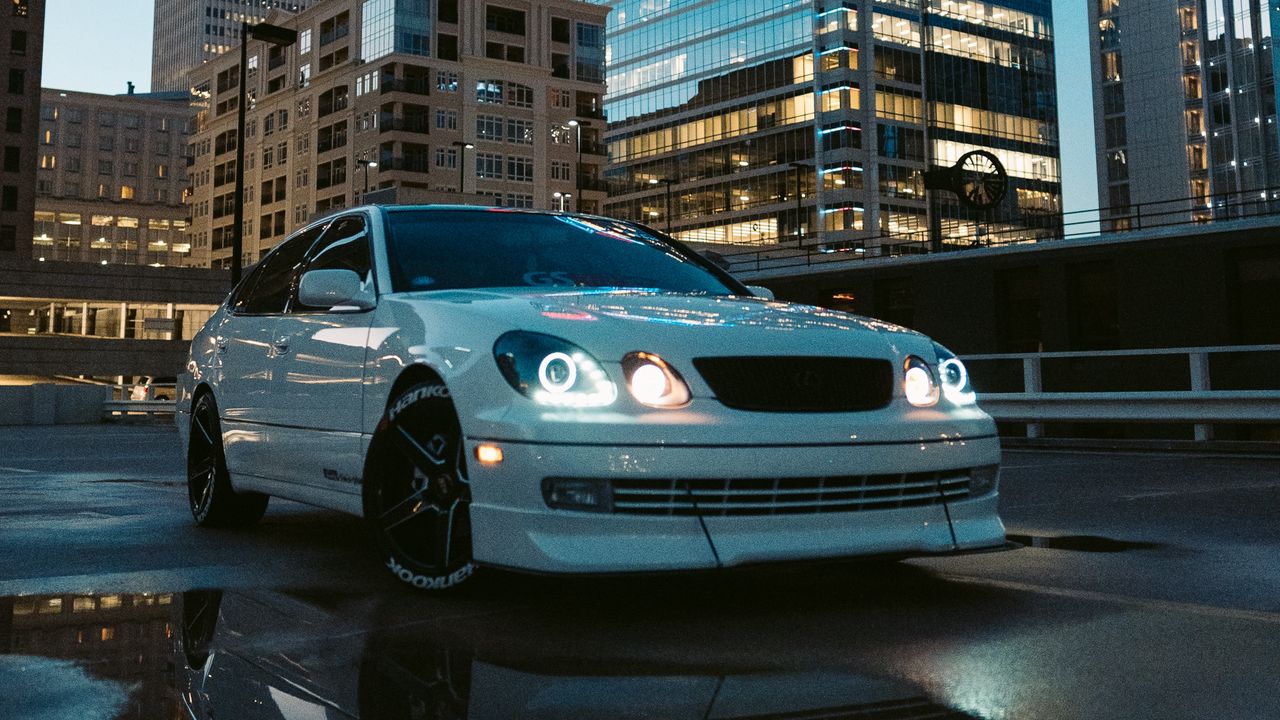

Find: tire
<box><xmin>187</xmin><ymin>393</ymin><xmax>269</xmax><ymax>527</ymax></box>
<box><xmin>364</xmin><ymin>382</ymin><xmax>476</xmax><ymax>591</ymax></box>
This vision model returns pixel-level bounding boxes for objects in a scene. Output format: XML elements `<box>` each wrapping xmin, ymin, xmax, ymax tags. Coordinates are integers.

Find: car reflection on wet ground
<box><xmin>1</xmin><ymin>425</ymin><xmax>1279</xmax><ymax>719</ymax></box>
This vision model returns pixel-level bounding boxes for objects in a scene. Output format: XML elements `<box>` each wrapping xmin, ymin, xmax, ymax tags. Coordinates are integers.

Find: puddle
<box><xmin>1007</xmin><ymin>534</ymin><xmax>1163</xmax><ymax>553</ymax></box>
<box><xmin>0</xmin><ymin>588</ymin><xmax>989</xmax><ymax>720</ymax></box>
<box><xmin>85</xmin><ymin>478</ymin><xmax>181</xmax><ymax>488</ymax></box>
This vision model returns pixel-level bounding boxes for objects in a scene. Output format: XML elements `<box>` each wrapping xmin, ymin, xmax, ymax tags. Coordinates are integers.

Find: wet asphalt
<box><xmin>0</xmin><ymin>423</ymin><xmax>1277</xmax><ymax>719</ymax></box>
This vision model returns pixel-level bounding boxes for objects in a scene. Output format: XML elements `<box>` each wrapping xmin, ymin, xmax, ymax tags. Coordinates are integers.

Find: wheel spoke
<box><xmin>188</xmin><ymin>457</ymin><xmax>215</xmax><ymax>486</ymax></box>
<box><xmin>199</xmin><ymin>474</ymin><xmax>215</xmax><ymax>510</ymax></box>
<box><xmin>379</xmin><ymin>488</ymin><xmax>440</xmax><ymax>532</ymax></box>
<box><xmin>393</xmin><ymin>425</ymin><xmax>449</xmax><ymax>469</ymax></box>
<box><xmin>193</xmin><ymin>412</ymin><xmax>215</xmax><ymax>446</ymax></box>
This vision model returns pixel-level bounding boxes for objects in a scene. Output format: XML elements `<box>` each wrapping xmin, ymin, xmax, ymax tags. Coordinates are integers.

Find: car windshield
<box><xmin>383</xmin><ymin>209</ymin><xmax>741</xmax><ymax>295</ymax></box>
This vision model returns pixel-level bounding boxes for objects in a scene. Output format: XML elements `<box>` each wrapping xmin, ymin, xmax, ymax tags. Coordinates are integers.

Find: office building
<box><xmin>595</xmin><ymin>0</ymin><xmax>1061</xmax><ymax>253</ymax></box>
<box><xmin>152</xmin><ymin>0</ymin><xmax>311</xmax><ymax>93</ymax></box>
<box><xmin>1091</xmin><ymin>0</ymin><xmax>1279</xmax><ymax>228</ymax></box>
<box><xmin>32</xmin><ymin>88</ymin><xmax>195</xmax><ymax>266</ymax></box>
<box><xmin>2</xmin><ymin>0</ymin><xmax>44</xmax><ymax>258</ymax></box>
<box><xmin>187</xmin><ymin>0</ymin><xmax>609</xmax><ymax>268</ymax></box>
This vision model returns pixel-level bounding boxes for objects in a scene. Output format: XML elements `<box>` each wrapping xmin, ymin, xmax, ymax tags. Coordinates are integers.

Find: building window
<box><xmin>0</xmin><ymin>224</ymin><xmax>14</xmax><ymax>251</ymax></box>
<box><xmin>506</xmin><ymin>119</ymin><xmax>533</xmax><ymax>145</ymax></box>
<box><xmin>4</xmin><ymin>107</ymin><xmax>20</xmax><ymax>132</ymax></box>
<box><xmin>12</xmin><ymin>0</ymin><xmax>29</xmax><ymax>17</ymax></box>
<box><xmin>476</xmin><ymin>114</ymin><xmax>503</xmax><ymax>141</ymax></box>
<box><xmin>435</xmin><ymin>108</ymin><xmax>457</xmax><ymax>130</ymax></box>
<box><xmin>438</xmin><ymin>33</ymin><xmax>458</xmax><ymax>61</ymax></box>
<box><xmin>437</xmin><ymin>71</ymin><xmax>458</xmax><ymax>92</ymax></box>
<box><xmin>486</xmin><ymin>5</ymin><xmax>526</xmax><ymax>35</ymax></box>
<box><xmin>475</xmin><ymin>152</ymin><xmax>503</xmax><ymax>179</ymax></box>
<box><xmin>552</xmin><ymin>89</ymin><xmax>571</xmax><ymax>109</ymax></box>
<box><xmin>98</xmin><ymin>160</ymin><xmax>113</xmax><ymax>175</ymax></box>
<box><xmin>435</xmin><ymin>147</ymin><xmax>457</xmax><ymax>169</ymax></box>
<box><xmin>299</xmin><ymin>28</ymin><xmax>312</xmax><ymax>54</ymax></box>
<box><xmin>7</xmin><ymin>68</ymin><xmax>23</xmax><ymax>94</ymax></box>
<box><xmin>506</xmin><ymin>156</ymin><xmax>533</xmax><ymax>182</ymax></box>
<box><xmin>119</xmin><ymin>185</ymin><xmax>135</xmax><ymax>200</ymax></box>
<box><xmin>2</xmin><ymin>145</ymin><xmax>16</xmax><ymax>171</ymax></box>
<box><xmin>98</xmin><ymin>135</ymin><xmax>117</xmax><ymax>152</ymax></box>
<box><xmin>0</xmin><ymin>185</ymin><xmax>16</xmax><ymax>210</ymax></box>
<box><xmin>550</xmin><ymin>159</ymin><xmax>570</xmax><ymax>181</ymax></box>
<box><xmin>476</xmin><ymin>80</ymin><xmax>502</xmax><ymax>104</ymax></box>
<box><xmin>10</xmin><ymin>30</ymin><xmax>27</xmax><ymax>55</ymax></box>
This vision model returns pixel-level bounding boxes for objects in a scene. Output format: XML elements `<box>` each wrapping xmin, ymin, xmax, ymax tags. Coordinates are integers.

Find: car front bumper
<box><xmin>465</xmin><ymin>435</ymin><xmax>1005</xmax><ymax>574</ymax></box>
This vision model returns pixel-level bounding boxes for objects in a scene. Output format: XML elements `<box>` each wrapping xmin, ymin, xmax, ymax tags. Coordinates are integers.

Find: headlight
<box><xmin>494</xmin><ymin>332</ymin><xmax>617</xmax><ymax>407</ymax></box>
<box><xmin>933</xmin><ymin>343</ymin><xmax>976</xmax><ymax>406</ymax></box>
<box><xmin>903</xmin><ymin>355</ymin><xmax>939</xmax><ymax>407</ymax></box>
<box><xmin>622</xmin><ymin>352</ymin><xmax>691</xmax><ymax>408</ymax></box>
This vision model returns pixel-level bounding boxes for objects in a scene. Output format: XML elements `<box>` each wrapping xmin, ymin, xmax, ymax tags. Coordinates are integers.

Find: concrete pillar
<box><xmin>1190</xmin><ymin>352</ymin><xmax>1213</xmax><ymax>442</ymax></box>
<box><xmin>118</xmin><ymin>302</ymin><xmax>127</xmax><ymax>339</ymax></box>
<box><xmin>80</xmin><ymin>302</ymin><xmax>88</xmax><ymax>336</ymax></box>
<box><xmin>1024</xmin><ymin>356</ymin><xmax>1043</xmax><ymax>439</ymax></box>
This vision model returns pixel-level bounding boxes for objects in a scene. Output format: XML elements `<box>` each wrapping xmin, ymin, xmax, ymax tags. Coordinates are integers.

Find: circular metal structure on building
<box><xmin>956</xmin><ymin>150</ymin><xmax>1009</xmax><ymax>210</ymax></box>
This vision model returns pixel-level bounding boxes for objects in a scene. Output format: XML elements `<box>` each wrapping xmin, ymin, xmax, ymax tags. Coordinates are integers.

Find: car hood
<box><xmin>390</xmin><ymin>288</ymin><xmax>925</xmax><ymax>361</ymax></box>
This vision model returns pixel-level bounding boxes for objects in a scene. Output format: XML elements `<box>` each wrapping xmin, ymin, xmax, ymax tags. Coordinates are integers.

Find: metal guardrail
<box><xmin>102</xmin><ymin>382</ymin><xmax>178</xmax><ymax>421</ymax></box>
<box><xmin>102</xmin><ymin>399</ymin><xmax>176</xmax><ymax>420</ymax></box>
<box><xmin>964</xmin><ymin>345</ymin><xmax>1280</xmax><ymax>441</ymax></box>
<box><xmin>716</xmin><ymin>183</ymin><xmax>1280</xmax><ymax>277</ymax></box>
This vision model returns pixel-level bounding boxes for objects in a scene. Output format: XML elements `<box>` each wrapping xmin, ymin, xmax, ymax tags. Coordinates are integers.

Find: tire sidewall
<box><xmin>365</xmin><ymin>382</ymin><xmax>476</xmax><ymax>591</ymax></box>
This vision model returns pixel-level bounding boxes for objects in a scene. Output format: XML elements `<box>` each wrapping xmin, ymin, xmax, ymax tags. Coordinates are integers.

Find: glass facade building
<box><xmin>595</xmin><ymin>0</ymin><xmax>1061</xmax><ymax>253</ymax></box>
<box><xmin>151</xmin><ymin>0</ymin><xmax>310</xmax><ymax>93</ymax></box>
<box><xmin>1092</xmin><ymin>0</ymin><xmax>1280</xmax><ymax>228</ymax></box>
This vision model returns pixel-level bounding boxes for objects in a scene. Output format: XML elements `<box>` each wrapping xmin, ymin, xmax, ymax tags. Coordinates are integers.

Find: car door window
<box><xmin>293</xmin><ymin>215</ymin><xmax>373</xmax><ymax>311</ymax></box>
<box><xmin>233</xmin><ymin>224</ymin><xmax>327</xmax><ymax>314</ymax></box>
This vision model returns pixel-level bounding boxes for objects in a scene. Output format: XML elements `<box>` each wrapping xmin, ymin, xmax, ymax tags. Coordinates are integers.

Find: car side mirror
<box><xmin>298</xmin><ymin>269</ymin><xmax>375</xmax><ymax>312</ymax></box>
<box><xmin>745</xmin><ymin>285</ymin><xmax>775</xmax><ymax>300</ymax></box>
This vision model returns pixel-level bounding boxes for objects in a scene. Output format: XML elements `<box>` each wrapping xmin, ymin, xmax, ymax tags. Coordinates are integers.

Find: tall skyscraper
<box><xmin>2</xmin><ymin>0</ymin><xmax>44</xmax><ymax>258</ymax></box>
<box><xmin>186</xmin><ymin>0</ymin><xmax>609</xmax><ymax>268</ymax></box>
<box><xmin>152</xmin><ymin>0</ymin><xmax>310</xmax><ymax>93</ymax></box>
<box><xmin>594</xmin><ymin>0</ymin><xmax>1061</xmax><ymax>254</ymax></box>
<box><xmin>1091</xmin><ymin>0</ymin><xmax>1279</xmax><ymax>228</ymax></box>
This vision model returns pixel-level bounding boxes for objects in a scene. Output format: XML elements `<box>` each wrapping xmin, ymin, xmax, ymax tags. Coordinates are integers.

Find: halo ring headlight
<box><xmin>537</xmin><ymin>352</ymin><xmax>578</xmax><ymax>394</ymax></box>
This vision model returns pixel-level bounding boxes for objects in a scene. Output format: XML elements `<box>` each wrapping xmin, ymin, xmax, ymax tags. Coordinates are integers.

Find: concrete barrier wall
<box><xmin>0</xmin><ymin>384</ymin><xmax>111</xmax><ymax>425</ymax></box>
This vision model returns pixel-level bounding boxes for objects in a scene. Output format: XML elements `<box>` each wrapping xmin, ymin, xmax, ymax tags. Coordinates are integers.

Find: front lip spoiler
<box><xmin>465</xmin><ymin>434</ymin><xmax>1000</xmax><ymax>449</ymax></box>
<box><xmin>474</xmin><ymin>539</ymin><xmax>1016</xmax><ymax>580</ymax></box>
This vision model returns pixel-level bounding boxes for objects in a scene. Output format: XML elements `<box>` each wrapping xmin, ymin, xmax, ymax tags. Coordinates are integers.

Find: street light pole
<box><xmin>356</xmin><ymin>158</ymin><xmax>377</xmax><ymax>202</ymax></box>
<box><xmin>230</xmin><ymin>20</ymin><xmax>297</xmax><ymax>287</ymax></box>
<box><xmin>451</xmin><ymin>141</ymin><xmax>474</xmax><ymax>195</ymax></box>
<box><xmin>568</xmin><ymin>120</ymin><xmax>582</xmax><ymax>212</ymax></box>
<box><xmin>232</xmin><ymin>24</ymin><xmax>249</xmax><ymax>286</ymax></box>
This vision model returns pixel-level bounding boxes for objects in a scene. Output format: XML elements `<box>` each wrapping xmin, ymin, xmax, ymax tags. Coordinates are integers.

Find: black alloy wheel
<box><xmin>364</xmin><ymin>382</ymin><xmax>476</xmax><ymax>591</ymax></box>
<box><xmin>187</xmin><ymin>393</ymin><xmax>269</xmax><ymax>527</ymax></box>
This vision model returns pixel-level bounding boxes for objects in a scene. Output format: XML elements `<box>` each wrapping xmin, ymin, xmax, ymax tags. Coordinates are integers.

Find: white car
<box><xmin>177</xmin><ymin>206</ymin><xmax>1005</xmax><ymax>590</ymax></box>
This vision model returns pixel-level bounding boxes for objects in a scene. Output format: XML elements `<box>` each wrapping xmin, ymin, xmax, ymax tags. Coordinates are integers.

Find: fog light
<box><xmin>969</xmin><ymin>465</ymin><xmax>999</xmax><ymax>496</ymax></box>
<box><xmin>475</xmin><ymin>444</ymin><xmax>504</xmax><ymax>465</ymax></box>
<box><xmin>542</xmin><ymin>477</ymin><xmax>611</xmax><ymax>512</ymax></box>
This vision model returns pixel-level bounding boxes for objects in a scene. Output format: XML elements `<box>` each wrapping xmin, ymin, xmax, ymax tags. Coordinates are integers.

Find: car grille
<box><xmin>692</xmin><ymin>356</ymin><xmax>894</xmax><ymax>412</ymax></box>
<box><xmin>608</xmin><ymin>471</ymin><xmax>972</xmax><ymax>517</ymax></box>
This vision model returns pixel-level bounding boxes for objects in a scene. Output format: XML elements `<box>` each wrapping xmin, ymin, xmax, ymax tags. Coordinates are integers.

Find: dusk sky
<box><xmin>38</xmin><ymin>0</ymin><xmax>1098</xmax><ymax>215</ymax></box>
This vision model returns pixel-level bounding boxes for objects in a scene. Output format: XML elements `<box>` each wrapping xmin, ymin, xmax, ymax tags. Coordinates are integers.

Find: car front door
<box><xmin>270</xmin><ymin>213</ymin><xmax>375</xmax><ymax>496</ymax></box>
<box><xmin>216</xmin><ymin>223</ymin><xmax>327</xmax><ymax>481</ymax></box>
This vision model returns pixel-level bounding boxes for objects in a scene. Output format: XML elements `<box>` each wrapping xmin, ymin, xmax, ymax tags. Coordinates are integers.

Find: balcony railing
<box><xmin>378</xmin><ymin>156</ymin><xmax>431</xmax><ymax>173</ymax></box>
<box><xmin>382</xmin><ymin>78</ymin><xmax>431</xmax><ymax>95</ymax></box>
<box><xmin>379</xmin><ymin>116</ymin><xmax>431</xmax><ymax>134</ymax></box>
